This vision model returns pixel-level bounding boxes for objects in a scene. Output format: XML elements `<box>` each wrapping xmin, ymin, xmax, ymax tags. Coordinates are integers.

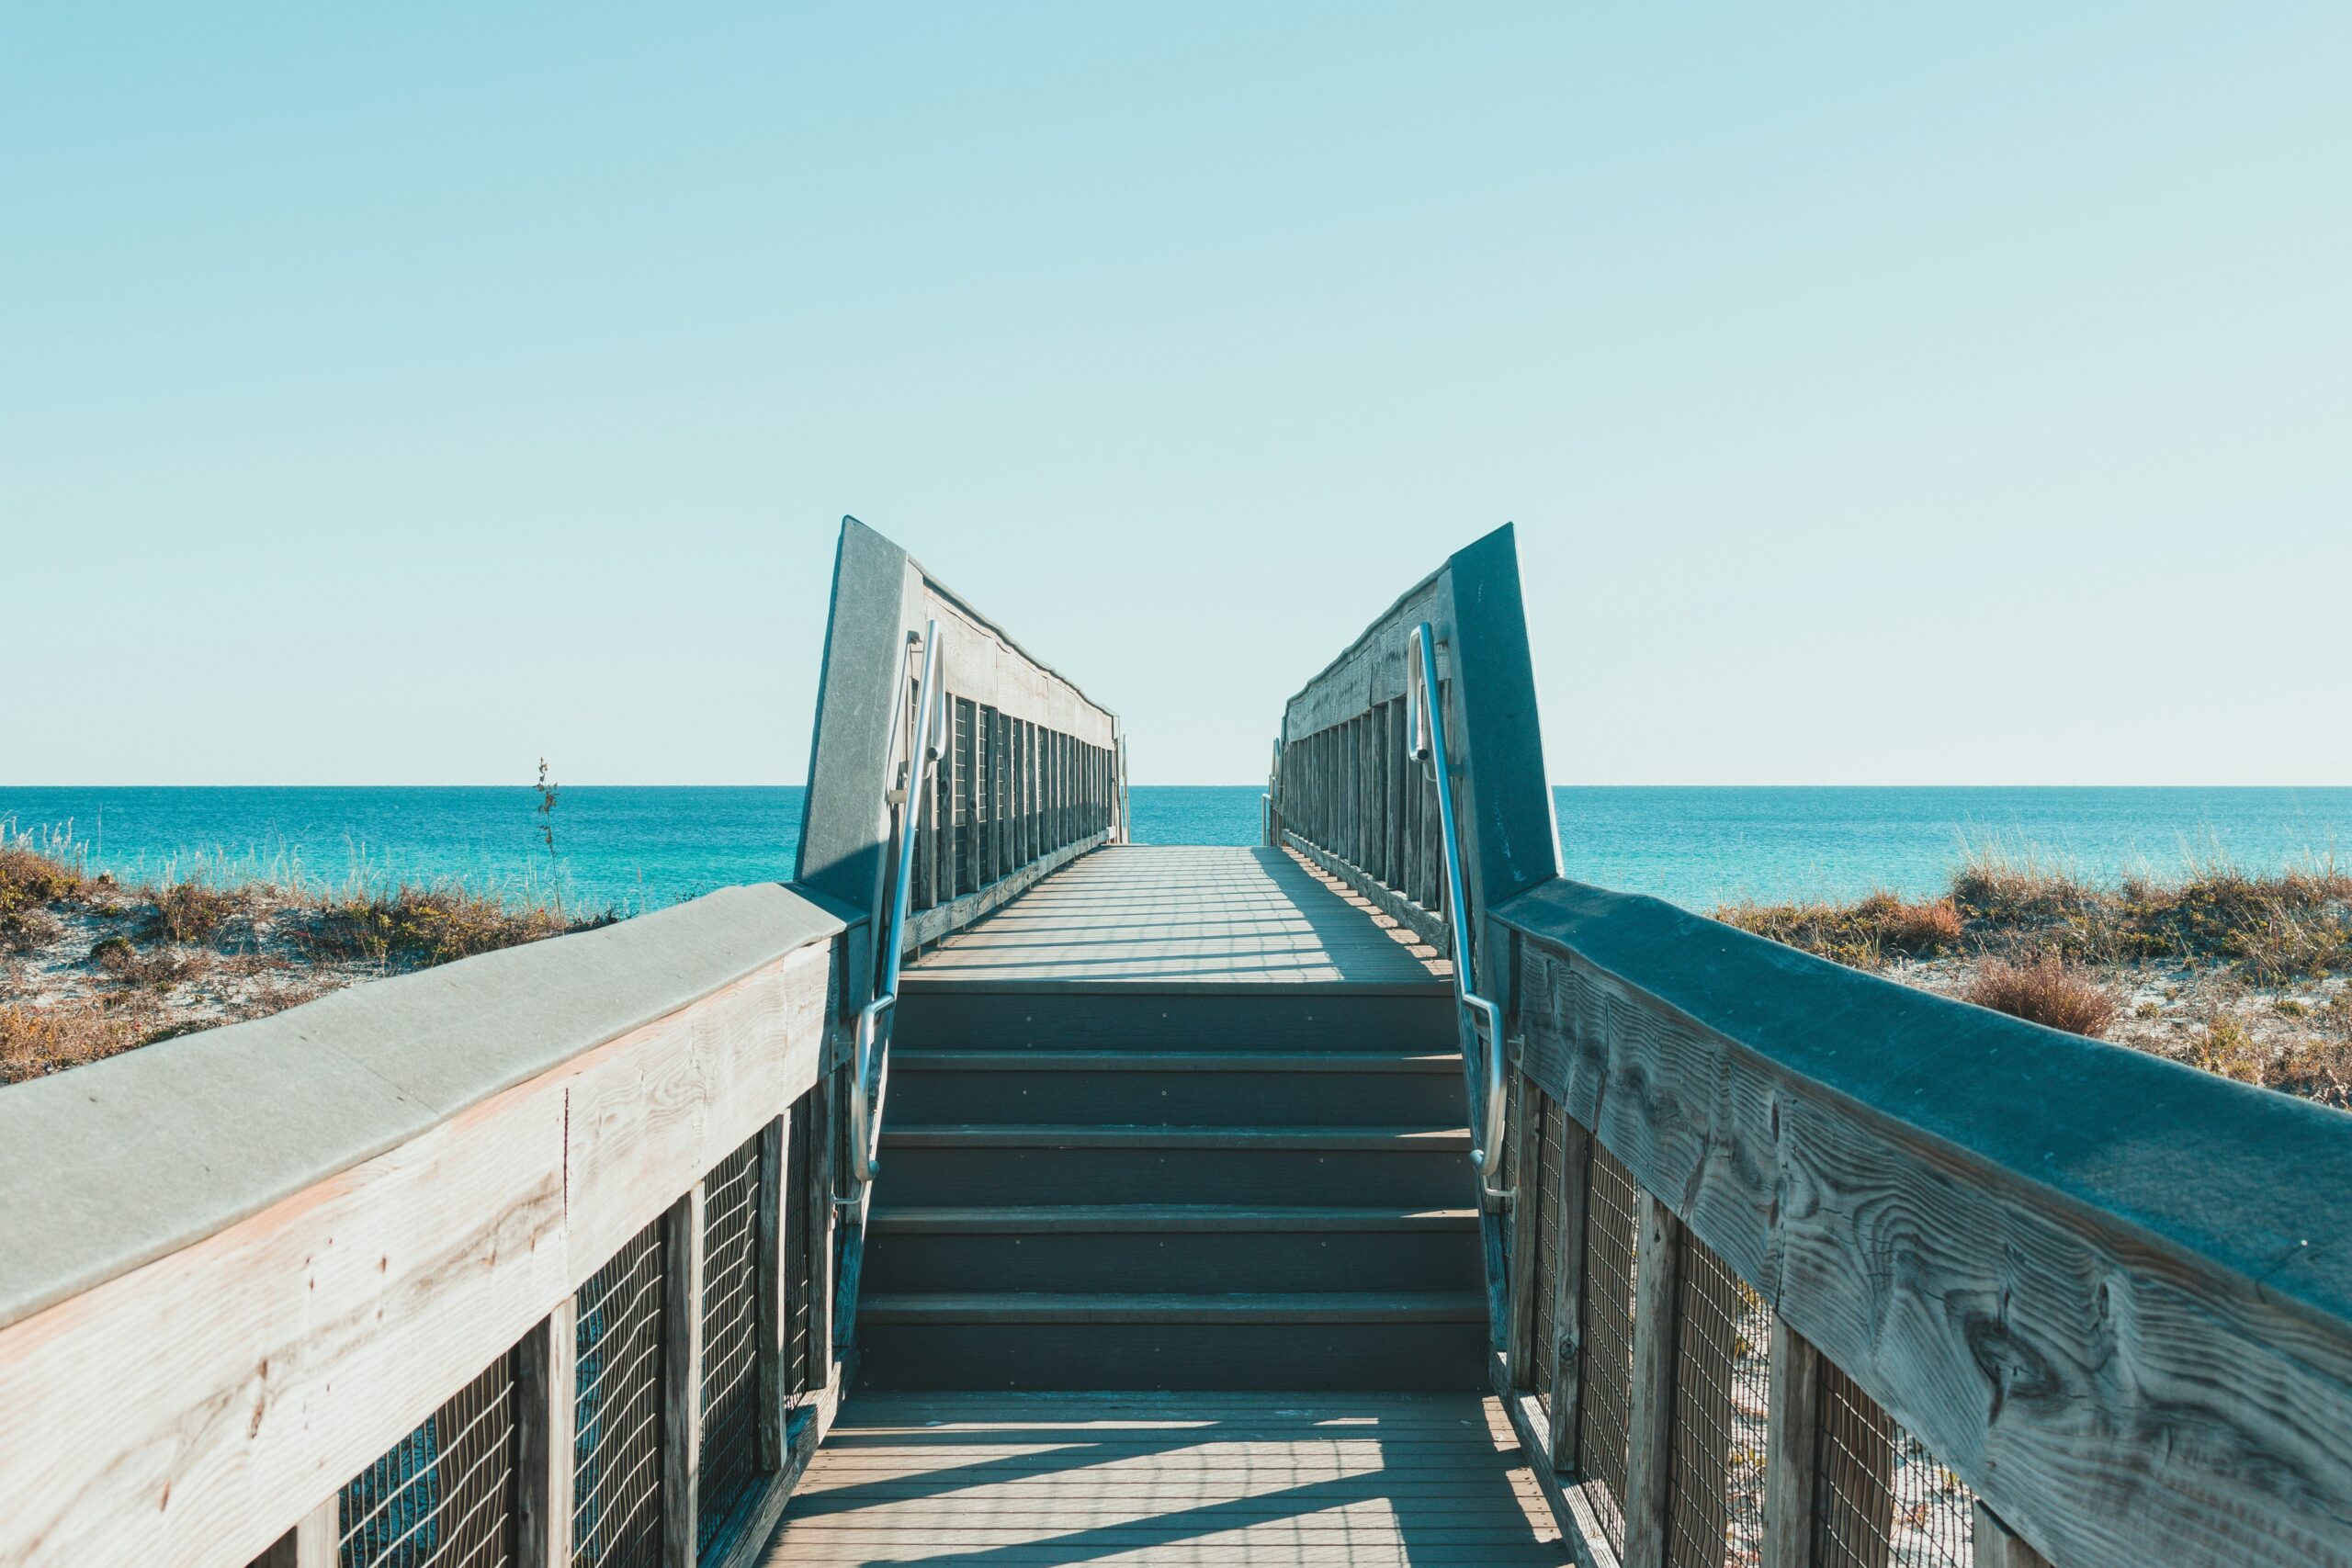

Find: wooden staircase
<box><xmin>855</xmin><ymin>985</ymin><xmax>1488</xmax><ymax>1391</ymax></box>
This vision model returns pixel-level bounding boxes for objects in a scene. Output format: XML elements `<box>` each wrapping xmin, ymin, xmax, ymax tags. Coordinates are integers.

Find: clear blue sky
<box><xmin>4</xmin><ymin>5</ymin><xmax>2345</xmax><ymax>785</ymax></box>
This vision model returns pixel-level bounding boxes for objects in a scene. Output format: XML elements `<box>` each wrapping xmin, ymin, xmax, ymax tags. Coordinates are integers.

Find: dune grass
<box><xmin>1719</xmin><ymin>849</ymin><xmax>2352</xmax><ymax>1106</ymax></box>
<box><xmin>0</xmin><ymin>832</ymin><xmax>612</xmax><ymax>1085</ymax></box>
<box><xmin>1724</xmin><ymin>848</ymin><xmax>2352</xmax><ymax>985</ymax></box>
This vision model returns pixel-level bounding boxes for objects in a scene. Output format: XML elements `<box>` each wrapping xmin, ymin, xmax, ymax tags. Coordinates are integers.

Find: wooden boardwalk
<box><xmin>903</xmin><ymin>846</ymin><xmax>1445</xmax><ymax>988</ymax></box>
<box><xmin>762</xmin><ymin>1393</ymin><xmax>1569</xmax><ymax>1565</ymax></box>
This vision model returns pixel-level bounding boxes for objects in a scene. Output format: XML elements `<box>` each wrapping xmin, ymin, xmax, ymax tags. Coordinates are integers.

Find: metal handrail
<box><xmin>847</xmin><ymin>619</ymin><xmax>945</xmax><ymax>1194</ymax></box>
<box><xmin>1408</xmin><ymin>622</ymin><xmax>1510</xmax><ymax>1205</ymax></box>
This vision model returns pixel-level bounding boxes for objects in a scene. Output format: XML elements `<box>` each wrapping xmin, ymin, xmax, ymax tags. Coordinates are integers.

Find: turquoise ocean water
<box><xmin>2</xmin><ymin>785</ymin><xmax>2346</xmax><ymax>917</ymax></box>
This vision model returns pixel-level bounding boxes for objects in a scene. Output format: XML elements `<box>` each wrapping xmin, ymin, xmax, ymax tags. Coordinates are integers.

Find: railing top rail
<box><xmin>0</xmin><ymin>880</ymin><xmax>854</xmax><ymax>1335</ymax></box>
<box><xmin>916</xmin><ymin>557</ymin><xmax>1119</xmax><ymax>728</ymax></box>
<box><xmin>1281</xmin><ymin>557</ymin><xmax>1449</xmax><ymax>724</ymax></box>
<box><xmin>1503</xmin><ymin>872</ymin><xmax>2352</xmax><ymax>1327</ymax></box>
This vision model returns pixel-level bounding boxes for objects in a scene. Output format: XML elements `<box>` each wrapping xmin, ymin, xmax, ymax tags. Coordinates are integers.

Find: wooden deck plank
<box><xmin>760</xmin><ymin>1393</ymin><xmax>1566</xmax><ymax>1566</ymax></box>
<box><xmin>901</xmin><ymin>847</ymin><xmax>1447</xmax><ymax>989</ymax></box>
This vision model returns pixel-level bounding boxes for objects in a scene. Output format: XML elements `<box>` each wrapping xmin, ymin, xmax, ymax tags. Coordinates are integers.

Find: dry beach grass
<box><xmin>0</xmin><ymin>836</ymin><xmax>605</xmax><ymax>1084</ymax></box>
<box><xmin>1718</xmin><ymin>849</ymin><xmax>2352</xmax><ymax>1108</ymax></box>
<box><xmin>11</xmin><ymin>829</ymin><xmax>2350</xmax><ymax>1110</ymax></box>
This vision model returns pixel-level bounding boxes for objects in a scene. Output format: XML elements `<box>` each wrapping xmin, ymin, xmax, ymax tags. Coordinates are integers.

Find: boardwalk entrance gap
<box><xmin>3</xmin><ymin>520</ymin><xmax>2348</xmax><ymax>1567</ymax></box>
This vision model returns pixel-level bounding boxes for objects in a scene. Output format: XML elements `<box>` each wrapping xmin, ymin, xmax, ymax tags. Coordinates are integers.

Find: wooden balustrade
<box><xmin>1488</xmin><ymin>876</ymin><xmax>2352</xmax><ymax>1568</ymax></box>
<box><xmin>1283</xmin><ymin>523</ymin><xmax>2352</xmax><ymax>1568</ymax></box>
<box><xmin>1269</xmin><ymin>521</ymin><xmax>1558</xmax><ymax>973</ymax></box>
<box><xmin>0</xmin><ymin>885</ymin><xmax>861</xmax><ymax>1568</ymax></box>
<box><xmin>797</xmin><ymin>517</ymin><xmax>1124</xmax><ymax>975</ymax></box>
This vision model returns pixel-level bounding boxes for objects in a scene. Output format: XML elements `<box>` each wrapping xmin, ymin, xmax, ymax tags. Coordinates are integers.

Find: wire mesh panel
<box><xmin>572</xmin><ymin>1219</ymin><xmax>666</xmax><ymax>1568</ymax></box>
<box><xmin>1576</xmin><ymin>1138</ymin><xmax>1641</xmax><ymax>1559</ymax></box>
<box><xmin>953</xmin><ymin>698</ymin><xmax>978</xmax><ymax>894</ymax></box>
<box><xmin>1529</xmin><ymin>1086</ymin><xmax>1565</xmax><ymax>1400</ymax></box>
<box><xmin>698</xmin><ymin>1132</ymin><xmax>766</xmax><ymax>1556</ymax></box>
<box><xmin>339</xmin><ymin>1348</ymin><xmax>520</xmax><ymax>1568</ymax></box>
<box><xmin>1815</xmin><ymin>1360</ymin><xmax>1975</xmax><ymax>1568</ymax></box>
<box><xmin>1664</xmin><ymin>1235</ymin><xmax>1773</xmax><ymax>1568</ymax></box>
<box><xmin>980</xmin><ymin>706</ymin><xmax>1001</xmax><ymax>883</ymax></box>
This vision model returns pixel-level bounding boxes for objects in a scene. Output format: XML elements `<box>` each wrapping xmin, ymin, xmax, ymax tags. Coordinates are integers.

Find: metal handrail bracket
<box><xmin>1408</xmin><ymin>622</ymin><xmax>1511</xmax><ymax>1205</ymax></box>
<box><xmin>847</xmin><ymin>618</ymin><xmax>946</xmax><ymax>1200</ymax></box>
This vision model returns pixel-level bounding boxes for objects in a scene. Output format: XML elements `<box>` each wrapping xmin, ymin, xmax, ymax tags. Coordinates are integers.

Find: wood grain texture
<box><xmin>0</xmin><ymin>937</ymin><xmax>837</xmax><ymax>1568</ymax></box>
<box><xmin>1760</xmin><ymin>1320</ymin><xmax>1821</xmax><ymax>1568</ymax></box>
<box><xmin>565</xmin><ymin>944</ymin><xmax>831</xmax><ymax>1276</ymax></box>
<box><xmin>0</xmin><ymin>1065</ymin><xmax>568</xmax><ymax>1568</ymax></box>
<box><xmin>1502</xmin><ymin>875</ymin><xmax>2352</xmax><ymax>1568</ymax></box>
<box><xmin>1620</xmin><ymin>1197</ymin><xmax>1682</xmax><ymax>1568</ymax></box>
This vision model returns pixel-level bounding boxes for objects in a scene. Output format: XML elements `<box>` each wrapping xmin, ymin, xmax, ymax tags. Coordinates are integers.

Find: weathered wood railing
<box><xmin>1285</xmin><ymin>525</ymin><xmax>2352</xmax><ymax>1568</ymax></box>
<box><xmin>0</xmin><ymin>885</ymin><xmax>864</xmax><ymax>1568</ymax></box>
<box><xmin>794</xmin><ymin>516</ymin><xmax>1124</xmax><ymax>1348</ymax></box>
<box><xmin>797</xmin><ymin>516</ymin><xmax>1122</xmax><ymax>975</ymax></box>
<box><xmin>0</xmin><ymin>516</ymin><xmax>1125</xmax><ymax>1568</ymax></box>
<box><xmin>1269</xmin><ymin>521</ymin><xmax>1557</xmax><ymax>959</ymax></box>
<box><xmin>1270</xmin><ymin>522</ymin><xmax>1560</xmax><ymax>1341</ymax></box>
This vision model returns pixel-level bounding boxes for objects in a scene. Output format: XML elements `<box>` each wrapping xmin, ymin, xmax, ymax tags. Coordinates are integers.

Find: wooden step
<box><xmin>862</xmin><ymin>1291</ymin><xmax>1487</xmax><ymax>1322</ymax></box>
<box><xmin>889</xmin><ymin>1049</ymin><xmax>1464</xmax><ymax>1126</ymax></box>
<box><xmin>863</xmin><ymin>1205</ymin><xmax>1481</xmax><ymax>1294</ymax></box>
<box><xmin>893</xmin><ymin>987</ymin><xmax>1457</xmax><ymax>1053</ymax></box>
<box><xmin>855</xmin><ymin>1292</ymin><xmax>1489</xmax><ymax>1391</ymax></box>
<box><xmin>876</xmin><ymin>1124</ymin><xmax>1475</xmax><ymax>1208</ymax></box>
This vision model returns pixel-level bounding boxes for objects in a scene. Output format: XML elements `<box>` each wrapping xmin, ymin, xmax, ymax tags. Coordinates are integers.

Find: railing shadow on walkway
<box><xmin>771</xmin><ymin>1395</ymin><xmax>1567</xmax><ymax>1566</ymax></box>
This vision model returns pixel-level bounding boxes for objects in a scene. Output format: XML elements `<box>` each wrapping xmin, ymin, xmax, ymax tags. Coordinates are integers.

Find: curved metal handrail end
<box><xmin>1462</xmin><ymin>992</ymin><xmax>1511</xmax><ymax>1205</ymax></box>
<box><xmin>842</xmin><ymin>619</ymin><xmax>944</xmax><ymax>1207</ymax></box>
<box><xmin>1408</xmin><ymin>622</ymin><xmax>1513</xmax><ymax>1208</ymax></box>
<box><xmin>847</xmin><ymin>991</ymin><xmax>896</xmax><ymax>1189</ymax></box>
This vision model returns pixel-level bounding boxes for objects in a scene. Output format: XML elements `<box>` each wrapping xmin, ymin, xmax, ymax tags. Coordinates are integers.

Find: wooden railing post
<box><xmin>1762</xmin><ymin>1319</ymin><xmax>1823</xmax><ymax>1568</ymax></box>
<box><xmin>1973</xmin><ymin>1504</ymin><xmax>2056</xmax><ymax>1568</ymax></box>
<box><xmin>1546</xmin><ymin>1114</ymin><xmax>1591</xmax><ymax>1470</ymax></box>
<box><xmin>662</xmin><ymin>1183</ymin><xmax>706</xmax><ymax>1568</ymax></box>
<box><xmin>1623</xmin><ymin>1193</ymin><xmax>1685</xmax><ymax>1568</ymax></box>
<box><xmin>1505</xmin><ymin>1072</ymin><xmax>1539</xmax><ymax>1382</ymax></box>
<box><xmin>519</xmin><ymin>1297</ymin><xmax>578</xmax><ymax>1568</ymax></box>
<box><xmin>292</xmin><ymin>1496</ymin><xmax>337</xmax><ymax>1568</ymax></box>
<box><xmin>757</xmin><ymin>1114</ymin><xmax>787</xmax><ymax>1469</ymax></box>
<box><xmin>518</xmin><ymin>1303</ymin><xmax>577</xmax><ymax>1567</ymax></box>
